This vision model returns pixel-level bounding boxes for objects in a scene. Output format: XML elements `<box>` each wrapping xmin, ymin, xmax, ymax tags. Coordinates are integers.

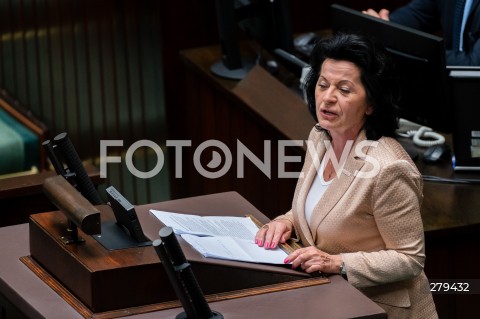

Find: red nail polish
<box><xmin>284</xmin><ymin>257</ymin><xmax>289</xmax><ymax>264</ymax></box>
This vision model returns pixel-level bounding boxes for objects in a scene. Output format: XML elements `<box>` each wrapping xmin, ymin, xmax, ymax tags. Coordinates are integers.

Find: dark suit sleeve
<box><xmin>391</xmin><ymin>0</ymin><xmax>480</xmax><ymax>65</ymax></box>
<box><xmin>446</xmin><ymin>45</ymin><xmax>480</xmax><ymax>65</ymax></box>
<box><xmin>445</xmin><ymin>3</ymin><xmax>480</xmax><ymax>66</ymax></box>
<box><xmin>389</xmin><ymin>0</ymin><xmax>441</xmax><ymax>32</ymax></box>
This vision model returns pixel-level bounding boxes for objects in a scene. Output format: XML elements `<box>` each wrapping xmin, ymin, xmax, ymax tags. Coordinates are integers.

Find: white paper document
<box><xmin>181</xmin><ymin>234</ymin><xmax>288</xmax><ymax>264</ymax></box>
<box><xmin>150</xmin><ymin>210</ymin><xmax>259</xmax><ymax>239</ymax></box>
<box><xmin>150</xmin><ymin>210</ymin><xmax>289</xmax><ymax>264</ymax></box>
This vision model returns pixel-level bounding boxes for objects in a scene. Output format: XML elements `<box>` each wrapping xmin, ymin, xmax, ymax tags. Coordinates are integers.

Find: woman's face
<box><xmin>315</xmin><ymin>58</ymin><xmax>373</xmax><ymax>139</ymax></box>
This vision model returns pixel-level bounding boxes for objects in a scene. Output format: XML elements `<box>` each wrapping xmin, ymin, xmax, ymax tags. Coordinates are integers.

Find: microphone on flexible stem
<box><xmin>53</xmin><ymin>132</ymin><xmax>103</xmax><ymax>205</ymax></box>
<box><xmin>42</xmin><ymin>139</ymin><xmax>76</xmax><ymax>183</ymax></box>
<box><xmin>153</xmin><ymin>227</ymin><xmax>223</xmax><ymax>319</ymax></box>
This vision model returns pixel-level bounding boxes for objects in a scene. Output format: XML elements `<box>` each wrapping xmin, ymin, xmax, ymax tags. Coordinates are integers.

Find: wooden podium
<box><xmin>25</xmin><ymin>192</ymin><xmax>327</xmax><ymax>317</ymax></box>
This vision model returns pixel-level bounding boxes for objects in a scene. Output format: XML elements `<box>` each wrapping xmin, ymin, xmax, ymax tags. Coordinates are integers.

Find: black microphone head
<box><xmin>159</xmin><ymin>226</ymin><xmax>174</xmax><ymax>239</ymax></box>
<box><xmin>152</xmin><ymin>239</ymin><xmax>162</xmax><ymax>247</ymax></box>
<box><xmin>54</xmin><ymin>132</ymin><xmax>68</xmax><ymax>142</ymax></box>
<box><xmin>158</xmin><ymin>226</ymin><xmax>187</xmax><ymax>266</ymax></box>
<box><xmin>53</xmin><ymin>132</ymin><xmax>103</xmax><ymax>205</ymax></box>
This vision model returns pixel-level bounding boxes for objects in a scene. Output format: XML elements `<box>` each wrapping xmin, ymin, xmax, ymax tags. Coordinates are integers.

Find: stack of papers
<box><xmin>150</xmin><ymin>210</ymin><xmax>289</xmax><ymax>265</ymax></box>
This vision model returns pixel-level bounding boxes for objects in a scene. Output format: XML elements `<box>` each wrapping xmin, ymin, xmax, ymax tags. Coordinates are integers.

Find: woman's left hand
<box><xmin>286</xmin><ymin>246</ymin><xmax>342</xmax><ymax>274</ymax></box>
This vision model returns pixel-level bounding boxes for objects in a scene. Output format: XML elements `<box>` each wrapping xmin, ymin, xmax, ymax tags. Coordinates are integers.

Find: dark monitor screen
<box><xmin>447</xmin><ymin>66</ymin><xmax>480</xmax><ymax>169</ymax></box>
<box><xmin>236</xmin><ymin>0</ymin><xmax>294</xmax><ymax>53</ymax></box>
<box><xmin>330</xmin><ymin>4</ymin><xmax>451</xmax><ymax>133</ymax></box>
<box><xmin>211</xmin><ymin>0</ymin><xmax>294</xmax><ymax>80</ymax></box>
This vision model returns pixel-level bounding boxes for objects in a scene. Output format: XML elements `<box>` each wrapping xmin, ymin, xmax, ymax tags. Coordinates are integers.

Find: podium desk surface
<box><xmin>0</xmin><ymin>192</ymin><xmax>386</xmax><ymax>319</ymax></box>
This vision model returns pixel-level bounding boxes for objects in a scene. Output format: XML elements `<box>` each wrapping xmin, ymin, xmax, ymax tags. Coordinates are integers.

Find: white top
<box><xmin>305</xmin><ymin>155</ymin><xmax>333</xmax><ymax>225</ymax></box>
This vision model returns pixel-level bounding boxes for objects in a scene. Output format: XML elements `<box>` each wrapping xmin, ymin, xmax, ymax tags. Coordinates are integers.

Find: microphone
<box><xmin>153</xmin><ymin>227</ymin><xmax>223</xmax><ymax>319</ymax></box>
<box><xmin>52</xmin><ymin>132</ymin><xmax>103</xmax><ymax>205</ymax></box>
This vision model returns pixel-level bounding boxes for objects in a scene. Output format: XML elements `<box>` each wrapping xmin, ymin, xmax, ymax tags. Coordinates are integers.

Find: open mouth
<box><xmin>321</xmin><ymin>109</ymin><xmax>337</xmax><ymax>116</ymax></box>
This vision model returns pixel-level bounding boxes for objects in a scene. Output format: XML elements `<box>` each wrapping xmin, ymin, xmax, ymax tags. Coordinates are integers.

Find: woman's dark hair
<box><xmin>303</xmin><ymin>32</ymin><xmax>399</xmax><ymax>140</ymax></box>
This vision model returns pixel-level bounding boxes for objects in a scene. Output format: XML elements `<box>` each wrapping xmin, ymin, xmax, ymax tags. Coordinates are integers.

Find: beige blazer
<box><xmin>277</xmin><ymin>127</ymin><xmax>438</xmax><ymax>319</ymax></box>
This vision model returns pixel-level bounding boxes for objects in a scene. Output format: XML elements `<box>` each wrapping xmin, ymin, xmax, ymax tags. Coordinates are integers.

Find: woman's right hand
<box><xmin>255</xmin><ymin>219</ymin><xmax>293</xmax><ymax>250</ymax></box>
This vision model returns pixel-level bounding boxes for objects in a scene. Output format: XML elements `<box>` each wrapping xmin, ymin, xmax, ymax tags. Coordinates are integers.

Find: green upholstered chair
<box><xmin>0</xmin><ymin>90</ymin><xmax>48</xmax><ymax>177</ymax></box>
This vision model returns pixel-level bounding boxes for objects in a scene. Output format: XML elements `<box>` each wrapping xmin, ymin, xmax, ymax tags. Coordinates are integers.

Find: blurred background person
<box><xmin>363</xmin><ymin>0</ymin><xmax>480</xmax><ymax>65</ymax></box>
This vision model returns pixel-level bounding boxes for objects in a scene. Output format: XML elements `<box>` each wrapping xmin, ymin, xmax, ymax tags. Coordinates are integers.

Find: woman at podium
<box><xmin>255</xmin><ymin>33</ymin><xmax>438</xmax><ymax>319</ymax></box>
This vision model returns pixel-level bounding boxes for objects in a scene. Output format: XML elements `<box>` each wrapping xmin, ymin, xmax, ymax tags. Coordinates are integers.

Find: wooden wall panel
<box><xmin>0</xmin><ymin>0</ymin><xmax>411</xmax><ymax>204</ymax></box>
<box><xmin>0</xmin><ymin>0</ymin><xmax>168</xmax><ymax>204</ymax></box>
